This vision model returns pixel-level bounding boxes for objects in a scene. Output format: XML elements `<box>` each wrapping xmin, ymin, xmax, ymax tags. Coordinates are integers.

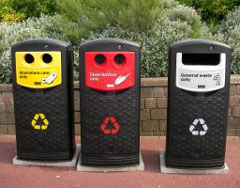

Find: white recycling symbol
<box><xmin>189</xmin><ymin>118</ymin><xmax>208</xmax><ymax>136</ymax></box>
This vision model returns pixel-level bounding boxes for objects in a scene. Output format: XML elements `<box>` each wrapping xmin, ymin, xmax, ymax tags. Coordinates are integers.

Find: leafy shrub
<box><xmin>176</xmin><ymin>0</ymin><xmax>240</xmax><ymax>26</ymax></box>
<box><xmin>56</xmin><ymin>0</ymin><xmax>164</xmax><ymax>42</ymax></box>
<box><xmin>57</xmin><ymin>0</ymin><xmax>210</xmax><ymax>43</ymax></box>
<box><xmin>0</xmin><ymin>0</ymin><xmax>25</xmax><ymax>24</ymax></box>
<box><xmin>0</xmin><ymin>15</ymin><xmax>64</xmax><ymax>83</ymax></box>
<box><xmin>175</xmin><ymin>0</ymin><xmax>200</xmax><ymax>8</ymax></box>
<box><xmin>159</xmin><ymin>0</ymin><xmax>180</xmax><ymax>9</ymax></box>
<box><xmin>200</xmin><ymin>0</ymin><xmax>240</xmax><ymax>26</ymax></box>
<box><xmin>12</xmin><ymin>0</ymin><xmax>57</xmax><ymax>18</ymax></box>
<box><xmin>165</xmin><ymin>5</ymin><xmax>203</xmax><ymax>38</ymax></box>
<box><xmin>0</xmin><ymin>51</ymin><xmax>12</xmax><ymax>83</ymax></box>
<box><xmin>218</xmin><ymin>7</ymin><xmax>240</xmax><ymax>74</ymax></box>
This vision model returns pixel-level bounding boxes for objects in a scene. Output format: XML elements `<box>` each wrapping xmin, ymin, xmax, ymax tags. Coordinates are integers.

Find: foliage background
<box><xmin>176</xmin><ymin>0</ymin><xmax>240</xmax><ymax>26</ymax></box>
<box><xmin>0</xmin><ymin>0</ymin><xmax>25</xmax><ymax>24</ymax></box>
<box><xmin>12</xmin><ymin>0</ymin><xmax>57</xmax><ymax>18</ymax></box>
<box><xmin>0</xmin><ymin>0</ymin><xmax>239</xmax><ymax>83</ymax></box>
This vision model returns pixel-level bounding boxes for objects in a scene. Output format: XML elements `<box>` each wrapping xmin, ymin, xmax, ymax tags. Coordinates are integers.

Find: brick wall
<box><xmin>1</xmin><ymin>76</ymin><xmax>240</xmax><ymax>137</ymax></box>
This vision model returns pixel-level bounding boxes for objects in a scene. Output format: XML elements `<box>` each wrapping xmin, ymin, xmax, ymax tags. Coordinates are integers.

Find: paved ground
<box><xmin>1</xmin><ymin>136</ymin><xmax>240</xmax><ymax>188</ymax></box>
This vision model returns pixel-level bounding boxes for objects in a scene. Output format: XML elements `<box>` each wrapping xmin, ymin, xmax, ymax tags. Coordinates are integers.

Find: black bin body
<box><xmin>12</xmin><ymin>39</ymin><xmax>75</xmax><ymax>161</ymax></box>
<box><xmin>80</xmin><ymin>39</ymin><xmax>141</xmax><ymax>166</ymax></box>
<box><xmin>165</xmin><ymin>39</ymin><xmax>231</xmax><ymax>168</ymax></box>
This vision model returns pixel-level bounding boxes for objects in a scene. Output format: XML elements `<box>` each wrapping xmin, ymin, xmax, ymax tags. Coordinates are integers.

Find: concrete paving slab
<box><xmin>77</xmin><ymin>151</ymin><xmax>144</xmax><ymax>172</ymax></box>
<box><xmin>159</xmin><ymin>151</ymin><xmax>229</xmax><ymax>175</ymax></box>
<box><xmin>12</xmin><ymin>144</ymin><xmax>80</xmax><ymax>167</ymax></box>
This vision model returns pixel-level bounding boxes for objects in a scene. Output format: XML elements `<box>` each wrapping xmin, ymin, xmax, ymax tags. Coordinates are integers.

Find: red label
<box><xmin>85</xmin><ymin>52</ymin><xmax>135</xmax><ymax>91</ymax></box>
<box><xmin>101</xmin><ymin>117</ymin><xmax>120</xmax><ymax>135</ymax></box>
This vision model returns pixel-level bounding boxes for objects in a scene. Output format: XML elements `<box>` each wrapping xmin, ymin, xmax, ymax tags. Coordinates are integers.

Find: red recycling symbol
<box><xmin>101</xmin><ymin>117</ymin><xmax>120</xmax><ymax>135</ymax></box>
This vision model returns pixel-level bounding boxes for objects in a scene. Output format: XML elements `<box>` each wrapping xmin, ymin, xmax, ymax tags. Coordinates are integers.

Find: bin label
<box><xmin>31</xmin><ymin>113</ymin><xmax>49</xmax><ymax>131</ymax></box>
<box><xmin>101</xmin><ymin>117</ymin><xmax>120</xmax><ymax>135</ymax></box>
<box><xmin>176</xmin><ymin>53</ymin><xmax>226</xmax><ymax>92</ymax></box>
<box><xmin>15</xmin><ymin>52</ymin><xmax>62</xmax><ymax>89</ymax></box>
<box><xmin>189</xmin><ymin>118</ymin><xmax>208</xmax><ymax>136</ymax></box>
<box><xmin>85</xmin><ymin>52</ymin><xmax>135</xmax><ymax>91</ymax></box>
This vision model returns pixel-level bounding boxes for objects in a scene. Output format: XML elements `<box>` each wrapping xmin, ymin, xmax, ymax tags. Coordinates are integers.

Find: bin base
<box><xmin>12</xmin><ymin>144</ymin><xmax>80</xmax><ymax>168</ymax></box>
<box><xmin>77</xmin><ymin>149</ymin><xmax>144</xmax><ymax>172</ymax></box>
<box><xmin>160</xmin><ymin>151</ymin><xmax>229</xmax><ymax>175</ymax></box>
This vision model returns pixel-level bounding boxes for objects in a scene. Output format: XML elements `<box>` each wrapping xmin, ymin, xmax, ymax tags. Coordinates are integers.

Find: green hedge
<box><xmin>56</xmin><ymin>0</ymin><xmax>164</xmax><ymax>42</ymax></box>
<box><xmin>218</xmin><ymin>7</ymin><xmax>240</xmax><ymax>74</ymax></box>
<box><xmin>0</xmin><ymin>1</ymin><xmax>239</xmax><ymax>84</ymax></box>
<box><xmin>176</xmin><ymin>0</ymin><xmax>240</xmax><ymax>26</ymax></box>
<box><xmin>0</xmin><ymin>0</ymin><xmax>25</xmax><ymax>24</ymax></box>
<box><xmin>12</xmin><ymin>0</ymin><xmax>57</xmax><ymax>18</ymax></box>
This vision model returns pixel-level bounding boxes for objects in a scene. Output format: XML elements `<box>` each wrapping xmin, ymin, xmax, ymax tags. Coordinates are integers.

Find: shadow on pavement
<box><xmin>141</xmin><ymin>149</ymin><xmax>161</xmax><ymax>173</ymax></box>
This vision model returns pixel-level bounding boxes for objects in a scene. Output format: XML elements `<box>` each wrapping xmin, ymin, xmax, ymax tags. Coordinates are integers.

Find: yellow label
<box><xmin>16</xmin><ymin>52</ymin><xmax>62</xmax><ymax>89</ymax></box>
<box><xmin>31</xmin><ymin>113</ymin><xmax>49</xmax><ymax>131</ymax></box>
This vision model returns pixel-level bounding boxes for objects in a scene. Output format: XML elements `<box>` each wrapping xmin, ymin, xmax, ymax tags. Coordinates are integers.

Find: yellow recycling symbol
<box><xmin>31</xmin><ymin>113</ymin><xmax>49</xmax><ymax>131</ymax></box>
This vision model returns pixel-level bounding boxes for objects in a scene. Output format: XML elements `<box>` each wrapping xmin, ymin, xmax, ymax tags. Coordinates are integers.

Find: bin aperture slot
<box><xmin>182</xmin><ymin>53</ymin><xmax>220</xmax><ymax>65</ymax></box>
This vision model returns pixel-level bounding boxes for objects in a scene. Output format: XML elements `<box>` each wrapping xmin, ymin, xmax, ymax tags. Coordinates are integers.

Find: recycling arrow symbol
<box><xmin>189</xmin><ymin>118</ymin><xmax>208</xmax><ymax>136</ymax></box>
<box><xmin>31</xmin><ymin>113</ymin><xmax>49</xmax><ymax>131</ymax></box>
<box><xmin>101</xmin><ymin>117</ymin><xmax>120</xmax><ymax>135</ymax></box>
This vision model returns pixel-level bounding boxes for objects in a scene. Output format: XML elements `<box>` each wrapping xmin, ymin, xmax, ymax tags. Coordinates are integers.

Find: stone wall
<box><xmin>1</xmin><ymin>76</ymin><xmax>240</xmax><ymax>136</ymax></box>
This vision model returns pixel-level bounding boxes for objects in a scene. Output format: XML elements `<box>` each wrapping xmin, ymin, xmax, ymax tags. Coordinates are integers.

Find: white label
<box><xmin>42</xmin><ymin>72</ymin><xmax>57</xmax><ymax>84</ymax></box>
<box><xmin>176</xmin><ymin>53</ymin><xmax>226</xmax><ymax>92</ymax></box>
<box><xmin>114</xmin><ymin>74</ymin><xmax>130</xmax><ymax>86</ymax></box>
<box><xmin>107</xmin><ymin>84</ymin><xmax>115</xmax><ymax>88</ymax></box>
<box><xmin>89</xmin><ymin>72</ymin><xmax>117</xmax><ymax>82</ymax></box>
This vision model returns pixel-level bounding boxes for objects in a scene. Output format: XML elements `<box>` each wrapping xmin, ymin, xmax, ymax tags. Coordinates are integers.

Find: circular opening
<box><xmin>95</xmin><ymin>54</ymin><xmax>106</xmax><ymax>64</ymax></box>
<box><xmin>25</xmin><ymin>54</ymin><xmax>34</xmax><ymax>64</ymax></box>
<box><xmin>42</xmin><ymin>53</ymin><xmax>53</xmax><ymax>63</ymax></box>
<box><xmin>114</xmin><ymin>54</ymin><xmax>125</xmax><ymax>64</ymax></box>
